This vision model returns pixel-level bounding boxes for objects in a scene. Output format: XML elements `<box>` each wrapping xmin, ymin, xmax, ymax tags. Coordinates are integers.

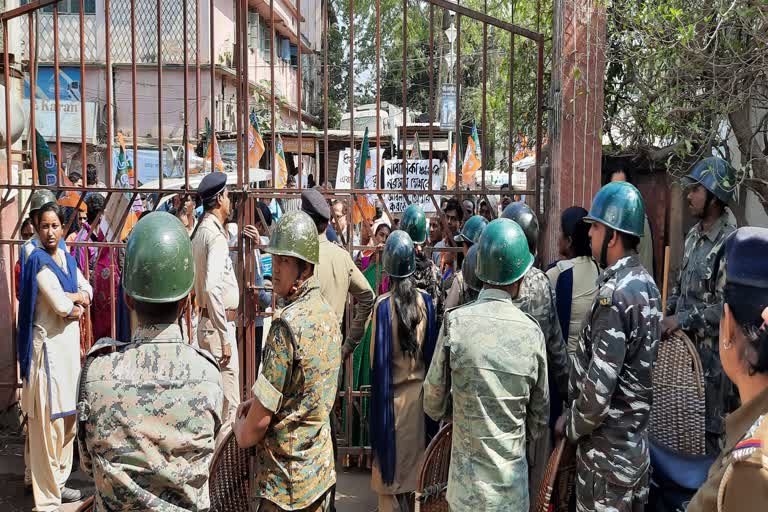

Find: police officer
<box><xmin>556</xmin><ymin>181</ymin><xmax>663</xmax><ymax>512</ymax></box>
<box><xmin>300</xmin><ymin>188</ymin><xmax>374</xmax><ymax>360</ymax></box>
<box><xmin>665</xmin><ymin>157</ymin><xmax>738</xmax><ymax>454</ymax></box>
<box><xmin>459</xmin><ymin>244</ymin><xmax>482</xmax><ymax>304</ymax></box>
<box><xmin>193</xmin><ymin>172</ymin><xmax>241</xmax><ymax>424</ymax></box>
<box><xmin>688</xmin><ymin>227</ymin><xmax>768</xmax><ymax>512</ymax></box>
<box><xmin>401</xmin><ymin>204</ymin><xmax>442</xmax><ymax>312</ymax></box>
<box><xmin>234</xmin><ymin>211</ymin><xmax>342</xmax><ymax>512</ymax></box>
<box><xmin>444</xmin><ymin>214</ymin><xmax>488</xmax><ymax>309</ymax></box>
<box><xmin>501</xmin><ymin>202</ymin><xmax>569</xmax><ymax>400</ymax></box>
<box><xmin>78</xmin><ymin>212</ymin><xmax>224</xmax><ymax>510</ymax></box>
<box><xmin>424</xmin><ymin>218</ymin><xmax>549</xmax><ymax>511</ymax></box>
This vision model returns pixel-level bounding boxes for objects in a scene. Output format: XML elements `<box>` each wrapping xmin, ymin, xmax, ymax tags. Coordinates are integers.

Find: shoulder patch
<box><xmin>731</xmin><ymin>414</ymin><xmax>766</xmax><ymax>462</ymax></box>
<box><xmin>597</xmin><ymin>284</ymin><xmax>614</xmax><ymax>307</ymax></box>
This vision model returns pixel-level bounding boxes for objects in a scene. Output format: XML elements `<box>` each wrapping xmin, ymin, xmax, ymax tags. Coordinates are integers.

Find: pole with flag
<box><xmin>248</xmin><ymin>109</ymin><xmax>266</xmax><ymax>170</ymax></box>
<box><xmin>35</xmin><ymin>129</ymin><xmax>58</xmax><ymax>186</ymax></box>
<box><xmin>461</xmin><ymin>121</ymin><xmax>481</xmax><ymax>186</ymax></box>
<box><xmin>446</xmin><ymin>142</ymin><xmax>457</xmax><ymax>189</ymax></box>
<box><xmin>409</xmin><ymin>132</ymin><xmax>423</xmax><ymax>160</ymax></box>
<box><xmin>115</xmin><ymin>132</ymin><xmax>134</xmax><ymax>187</ymax></box>
<box><xmin>204</xmin><ymin>117</ymin><xmax>224</xmax><ymax>172</ymax></box>
<box><xmin>275</xmin><ymin>134</ymin><xmax>288</xmax><ymax>188</ymax></box>
<box><xmin>352</xmin><ymin>127</ymin><xmax>376</xmax><ymax>225</ymax></box>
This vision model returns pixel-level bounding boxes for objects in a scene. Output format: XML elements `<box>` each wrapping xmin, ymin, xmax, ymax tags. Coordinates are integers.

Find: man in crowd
<box><xmin>193</xmin><ymin>172</ymin><xmax>241</xmax><ymax>425</ymax></box>
<box><xmin>401</xmin><ymin>204</ymin><xmax>443</xmax><ymax>315</ymax></box>
<box><xmin>235</xmin><ymin>211</ymin><xmax>341</xmax><ymax>512</ymax></box>
<box><xmin>78</xmin><ymin>212</ymin><xmax>223</xmax><ymax>510</ymax></box>
<box><xmin>557</xmin><ymin>181</ymin><xmax>662</xmax><ymax>511</ymax></box>
<box><xmin>501</xmin><ymin>201</ymin><xmax>569</xmax><ymax>499</ymax></box>
<box><xmin>665</xmin><ymin>156</ymin><xmax>738</xmax><ymax>454</ymax></box>
<box><xmin>429</xmin><ymin>215</ymin><xmax>445</xmax><ymax>267</ymax></box>
<box><xmin>425</xmin><ymin>218</ymin><xmax>549</xmax><ymax>511</ymax></box>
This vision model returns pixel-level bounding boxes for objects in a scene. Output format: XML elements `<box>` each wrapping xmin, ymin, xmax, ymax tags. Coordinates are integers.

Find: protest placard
<box><xmin>381</xmin><ymin>159</ymin><xmax>441</xmax><ymax>213</ymax></box>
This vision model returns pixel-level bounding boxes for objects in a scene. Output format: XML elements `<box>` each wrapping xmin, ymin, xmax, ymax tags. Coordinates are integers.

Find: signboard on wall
<box><xmin>334</xmin><ymin>147</ymin><xmax>385</xmax><ymax>191</ymax></box>
<box><xmin>21</xmin><ymin>99</ymin><xmax>98</xmax><ymax>144</ymax></box>
<box><xmin>440</xmin><ymin>84</ymin><xmax>456</xmax><ymax>131</ymax></box>
<box><xmin>381</xmin><ymin>159</ymin><xmax>440</xmax><ymax>213</ymax></box>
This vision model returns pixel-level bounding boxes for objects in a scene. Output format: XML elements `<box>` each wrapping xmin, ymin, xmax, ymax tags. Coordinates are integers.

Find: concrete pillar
<box><xmin>544</xmin><ymin>0</ymin><xmax>606</xmax><ymax>263</ymax></box>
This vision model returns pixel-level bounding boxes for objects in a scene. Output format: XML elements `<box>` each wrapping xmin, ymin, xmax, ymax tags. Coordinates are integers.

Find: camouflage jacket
<box><xmin>566</xmin><ymin>255</ymin><xmax>662</xmax><ymax>486</ymax></box>
<box><xmin>424</xmin><ymin>288</ymin><xmax>549</xmax><ymax>511</ymax></box>
<box><xmin>667</xmin><ymin>214</ymin><xmax>735</xmax><ymax>349</ymax></box>
<box><xmin>514</xmin><ymin>266</ymin><xmax>570</xmax><ymax>399</ymax></box>
<box><xmin>78</xmin><ymin>324</ymin><xmax>224</xmax><ymax>512</ymax></box>
<box><xmin>251</xmin><ymin>276</ymin><xmax>342</xmax><ymax>510</ymax></box>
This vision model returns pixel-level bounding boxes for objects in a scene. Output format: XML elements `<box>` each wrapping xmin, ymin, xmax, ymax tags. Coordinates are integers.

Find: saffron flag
<box><xmin>446</xmin><ymin>143</ymin><xmax>457</xmax><ymax>189</ymax></box>
<box><xmin>204</xmin><ymin>118</ymin><xmax>225</xmax><ymax>172</ymax></box>
<box><xmin>352</xmin><ymin>127</ymin><xmax>376</xmax><ymax>224</ymax></box>
<box><xmin>248</xmin><ymin>109</ymin><xmax>266</xmax><ymax>169</ymax></box>
<box><xmin>35</xmin><ymin>130</ymin><xmax>58</xmax><ymax>186</ymax></box>
<box><xmin>275</xmin><ymin>134</ymin><xmax>288</xmax><ymax>188</ymax></box>
<box><xmin>461</xmin><ymin>122</ymin><xmax>481</xmax><ymax>186</ymax></box>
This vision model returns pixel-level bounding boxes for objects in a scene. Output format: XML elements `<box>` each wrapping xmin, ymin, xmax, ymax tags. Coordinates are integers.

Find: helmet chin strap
<box><xmin>599</xmin><ymin>227</ymin><xmax>614</xmax><ymax>269</ymax></box>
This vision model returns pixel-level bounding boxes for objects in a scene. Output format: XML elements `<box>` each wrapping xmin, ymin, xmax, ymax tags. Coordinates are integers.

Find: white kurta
<box><xmin>21</xmin><ymin>247</ymin><xmax>92</xmax><ymax>420</ymax></box>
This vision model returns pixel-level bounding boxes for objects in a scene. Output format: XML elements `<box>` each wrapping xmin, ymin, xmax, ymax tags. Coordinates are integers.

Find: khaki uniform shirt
<box><xmin>424</xmin><ymin>288</ymin><xmax>549</xmax><ymax>511</ymax></box>
<box><xmin>252</xmin><ymin>276</ymin><xmax>342</xmax><ymax>510</ymax></box>
<box><xmin>688</xmin><ymin>386</ymin><xmax>768</xmax><ymax>512</ymax></box>
<box><xmin>79</xmin><ymin>324</ymin><xmax>224</xmax><ymax>511</ymax></box>
<box><xmin>546</xmin><ymin>256</ymin><xmax>599</xmax><ymax>356</ymax></box>
<box><xmin>316</xmin><ymin>231</ymin><xmax>374</xmax><ymax>350</ymax></box>
<box><xmin>192</xmin><ymin>213</ymin><xmax>239</xmax><ymax>350</ymax></box>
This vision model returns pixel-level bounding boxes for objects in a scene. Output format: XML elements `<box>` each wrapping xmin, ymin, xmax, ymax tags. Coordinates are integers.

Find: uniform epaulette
<box><xmin>717</xmin><ymin>414</ymin><xmax>768</xmax><ymax>512</ymax></box>
<box><xmin>189</xmin><ymin>344</ymin><xmax>221</xmax><ymax>371</ymax></box>
<box><xmin>85</xmin><ymin>337</ymin><xmax>131</xmax><ymax>359</ymax></box>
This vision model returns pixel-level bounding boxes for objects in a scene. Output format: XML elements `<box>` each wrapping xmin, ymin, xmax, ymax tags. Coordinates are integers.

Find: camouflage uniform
<box><xmin>565</xmin><ymin>255</ymin><xmax>662</xmax><ymax>511</ymax></box>
<box><xmin>78</xmin><ymin>324</ymin><xmax>224</xmax><ymax>511</ymax></box>
<box><xmin>443</xmin><ymin>271</ymin><xmax>479</xmax><ymax>310</ymax></box>
<box><xmin>666</xmin><ymin>213</ymin><xmax>736</xmax><ymax>452</ymax></box>
<box><xmin>515</xmin><ymin>266</ymin><xmax>569</xmax><ymax>398</ymax></box>
<box><xmin>251</xmin><ymin>276</ymin><xmax>342</xmax><ymax>511</ymax></box>
<box><xmin>424</xmin><ymin>288</ymin><xmax>549</xmax><ymax>511</ymax></box>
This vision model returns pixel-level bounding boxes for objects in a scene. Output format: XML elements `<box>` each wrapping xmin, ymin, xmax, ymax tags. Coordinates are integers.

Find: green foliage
<box><xmin>326</xmin><ymin>0</ymin><xmax>551</xmax><ymax>171</ymax></box>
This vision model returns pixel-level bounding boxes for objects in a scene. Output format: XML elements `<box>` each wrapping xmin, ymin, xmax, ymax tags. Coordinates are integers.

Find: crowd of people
<box><xmin>13</xmin><ymin>155</ymin><xmax>768</xmax><ymax>512</ymax></box>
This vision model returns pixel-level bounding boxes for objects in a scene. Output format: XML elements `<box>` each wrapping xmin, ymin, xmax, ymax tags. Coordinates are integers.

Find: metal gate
<box><xmin>0</xmin><ymin>0</ymin><xmax>544</xmax><ymax>458</ymax></box>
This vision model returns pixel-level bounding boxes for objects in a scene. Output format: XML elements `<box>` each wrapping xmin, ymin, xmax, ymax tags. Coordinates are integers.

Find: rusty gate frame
<box><xmin>0</xmin><ymin>0</ymin><xmax>544</xmax><ymax>459</ymax></box>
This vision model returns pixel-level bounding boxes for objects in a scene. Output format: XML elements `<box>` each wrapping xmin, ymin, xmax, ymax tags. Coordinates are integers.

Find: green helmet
<box><xmin>29</xmin><ymin>189</ymin><xmax>57</xmax><ymax>213</ymax></box>
<box><xmin>454</xmin><ymin>215</ymin><xmax>488</xmax><ymax>245</ymax></box>
<box><xmin>462</xmin><ymin>244</ymin><xmax>482</xmax><ymax>292</ymax></box>
<box><xmin>684</xmin><ymin>157</ymin><xmax>737</xmax><ymax>204</ymax></box>
<box><xmin>585</xmin><ymin>181</ymin><xmax>645</xmax><ymax>237</ymax></box>
<box><xmin>123</xmin><ymin>212</ymin><xmax>195</xmax><ymax>303</ymax></box>
<box><xmin>475</xmin><ymin>218</ymin><xmax>534</xmax><ymax>286</ymax></box>
<box><xmin>382</xmin><ymin>230</ymin><xmax>416</xmax><ymax>278</ymax></box>
<box><xmin>265</xmin><ymin>210</ymin><xmax>319</xmax><ymax>265</ymax></box>
<box><xmin>401</xmin><ymin>204</ymin><xmax>427</xmax><ymax>244</ymax></box>
<box><xmin>501</xmin><ymin>202</ymin><xmax>540</xmax><ymax>255</ymax></box>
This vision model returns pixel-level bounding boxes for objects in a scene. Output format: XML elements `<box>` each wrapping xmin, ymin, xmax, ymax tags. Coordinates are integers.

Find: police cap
<box><xmin>725</xmin><ymin>227</ymin><xmax>768</xmax><ymax>289</ymax></box>
<box><xmin>197</xmin><ymin>172</ymin><xmax>227</xmax><ymax>201</ymax></box>
<box><xmin>301</xmin><ymin>187</ymin><xmax>331</xmax><ymax>221</ymax></box>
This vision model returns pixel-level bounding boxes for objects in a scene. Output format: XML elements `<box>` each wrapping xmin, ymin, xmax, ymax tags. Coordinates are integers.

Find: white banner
<box><xmin>22</xmin><ymin>99</ymin><xmax>98</xmax><ymax>144</ymax></box>
<box><xmin>382</xmin><ymin>159</ymin><xmax>441</xmax><ymax>213</ymax></box>
<box><xmin>334</xmin><ymin>147</ymin><xmax>384</xmax><ymax>190</ymax></box>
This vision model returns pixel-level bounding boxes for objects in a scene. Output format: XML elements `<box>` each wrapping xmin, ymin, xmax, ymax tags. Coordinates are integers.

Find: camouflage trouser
<box><xmin>575</xmin><ymin>459</ymin><xmax>649</xmax><ymax>512</ymax></box>
<box><xmin>251</xmin><ymin>491</ymin><xmax>331</xmax><ymax>512</ymax></box>
<box><xmin>696</xmin><ymin>336</ymin><xmax>738</xmax><ymax>455</ymax></box>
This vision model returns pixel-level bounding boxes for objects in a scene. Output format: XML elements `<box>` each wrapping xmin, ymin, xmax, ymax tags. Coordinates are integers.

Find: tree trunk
<box><xmin>728</xmin><ymin>104</ymin><xmax>768</xmax><ymax>217</ymax></box>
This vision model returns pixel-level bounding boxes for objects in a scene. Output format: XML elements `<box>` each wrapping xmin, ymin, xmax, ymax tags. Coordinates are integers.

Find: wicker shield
<box><xmin>209</xmin><ymin>429</ymin><xmax>252</xmax><ymax>512</ymax></box>
<box><xmin>75</xmin><ymin>496</ymin><xmax>95</xmax><ymax>512</ymax></box>
<box><xmin>415</xmin><ymin>423</ymin><xmax>452</xmax><ymax>512</ymax></box>
<box><xmin>533</xmin><ymin>438</ymin><xmax>569</xmax><ymax>512</ymax></box>
<box><xmin>649</xmin><ymin>330</ymin><xmax>706</xmax><ymax>455</ymax></box>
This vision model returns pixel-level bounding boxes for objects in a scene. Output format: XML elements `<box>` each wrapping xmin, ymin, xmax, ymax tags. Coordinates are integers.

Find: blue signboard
<box><xmin>24</xmin><ymin>66</ymin><xmax>82</xmax><ymax>102</ymax></box>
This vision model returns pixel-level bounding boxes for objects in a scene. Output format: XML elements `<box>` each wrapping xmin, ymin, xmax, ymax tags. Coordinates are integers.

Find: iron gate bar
<box><xmin>28</xmin><ymin>14</ymin><xmax>36</xmax><ymax>187</ymax></box>
<box><xmin>106</xmin><ymin>0</ymin><xmax>113</xmax><ymax>189</ymax></box>
<box><xmin>481</xmin><ymin>3</ymin><xmax>487</xmax><ymax>189</ymax></box>
<box><xmin>427</xmin><ymin>0</ymin><xmax>543</xmax><ymax>42</ymax></box>
<box><xmin>2</xmin><ymin>19</ymin><xmax>8</xmax><ymax>189</ymax></box>
<box><xmin>53</xmin><ymin>4</ymin><xmax>62</xmax><ymax>187</ymax></box>
<box><xmin>401</xmin><ymin>0</ymin><xmax>407</xmax><ymax>194</ymax></box>
<box><xmin>133</xmin><ymin>0</ymin><xmax>140</xmax><ymax>192</ymax></box>
<box><xmin>80</xmin><ymin>0</ymin><xmax>88</xmax><ymax>194</ymax></box>
<box><xmin>454</xmin><ymin>10</ymin><xmax>460</xmax><ymax>192</ymax></box>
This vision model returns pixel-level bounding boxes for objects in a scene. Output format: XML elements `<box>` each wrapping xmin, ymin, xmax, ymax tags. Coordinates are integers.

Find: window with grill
<box><xmin>22</xmin><ymin>0</ymin><xmax>97</xmax><ymax>14</ymax></box>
